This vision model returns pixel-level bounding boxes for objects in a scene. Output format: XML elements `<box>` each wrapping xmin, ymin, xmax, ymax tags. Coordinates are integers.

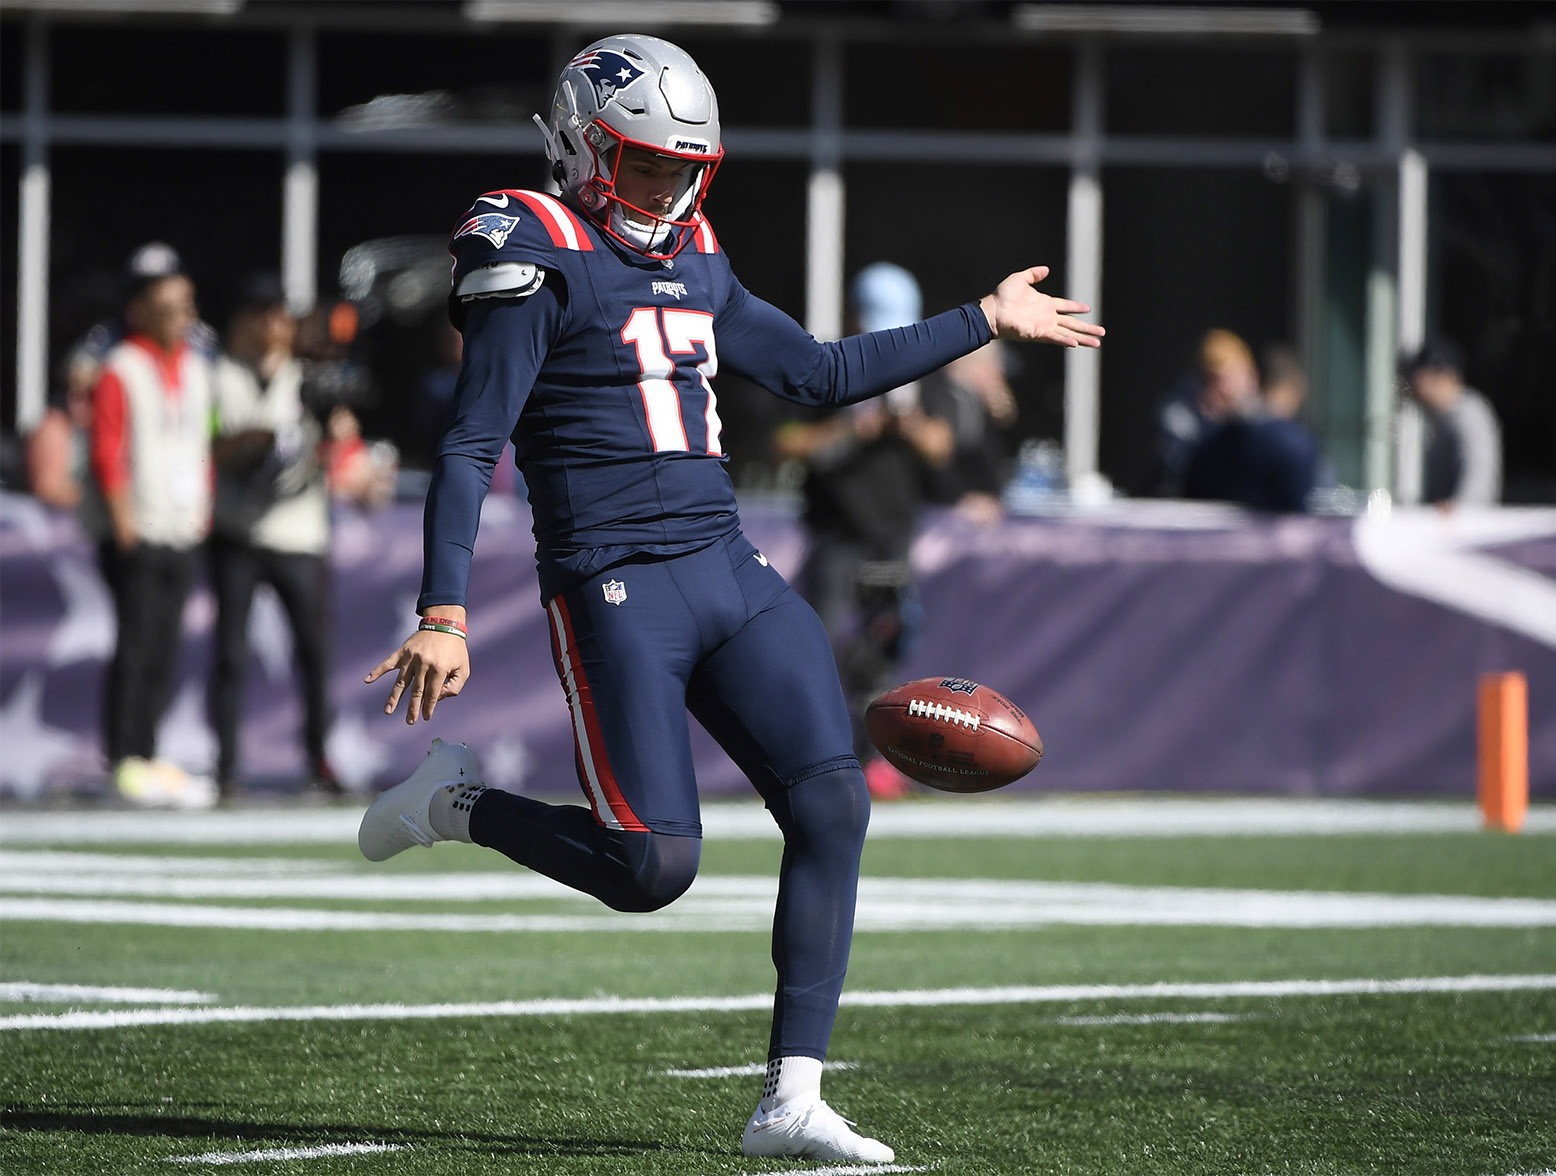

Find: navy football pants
<box><xmin>470</xmin><ymin>530</ymin><xmax>870</xmax><ymax>1061</ymax></box>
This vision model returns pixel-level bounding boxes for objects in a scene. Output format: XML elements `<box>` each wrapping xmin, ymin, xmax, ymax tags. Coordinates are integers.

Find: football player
<box><xmin>361</xmin><ymin>32</ymin><xmax>1102</xmax><ymax>1163</ymax></box>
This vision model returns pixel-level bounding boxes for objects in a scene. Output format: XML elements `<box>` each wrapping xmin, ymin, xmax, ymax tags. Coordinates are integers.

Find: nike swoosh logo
<box><xmin>477</xmin><ymin>194</ymin><xmax>510</xmax><ymax>208</ymax></box>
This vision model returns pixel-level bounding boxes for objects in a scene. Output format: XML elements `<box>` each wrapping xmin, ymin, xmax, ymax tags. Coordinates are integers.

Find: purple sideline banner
<box><xmin>1</xmin><ymin>490</ymin><xmax>1553</xmax><ymax>801</ymax></box>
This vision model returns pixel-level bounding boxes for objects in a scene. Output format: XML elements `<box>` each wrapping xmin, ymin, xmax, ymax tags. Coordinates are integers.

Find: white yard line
<box><xmin>4</xmin><ymin>974</ymin><xmax>1552</xmax><ymax>1033</ymax></box>
<box><xmin>746</xmin><ymin>1166</ymin><xmax>928</xmax><ymax>1176</ymax></box>
<box><xmin>3</xmin><ymin>798</ymin><xmax>1552</xmax><ymax>846</ymax></box>
<box><xmin>4</xmin><ymin>880</ymin><xmax>1553</xmax><ymax>931</ymax></box>
<box><xmin>1050</xmin><ymin>1011</ymin><xmax>1252</xmax><ymax>1026</ymax></box>
<box><xmin>0</xmin><ymin>851</ymin><xmax>350</xmax><ymax>876</ymax></box>
<box><xmin>165</xmin><ymin>1142</ymin><xmax>404</xmax><ymax>1164</ymax></box>
<box><xmin>1507</xmin><ymin>1033</ymin><xmax>1556</xmax><ymax>1043</ymax></box>
<box><xmin>0</xmin><ymin>982</ymin><xmax>216</xmax><ymax>1004</ymax></box>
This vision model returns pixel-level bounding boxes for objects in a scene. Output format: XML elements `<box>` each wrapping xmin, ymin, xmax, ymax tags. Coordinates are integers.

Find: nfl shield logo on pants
<box><xmin>602</xmin><ymin>579</ymin><xmax>627</xmax><ymax>606</ymax></box>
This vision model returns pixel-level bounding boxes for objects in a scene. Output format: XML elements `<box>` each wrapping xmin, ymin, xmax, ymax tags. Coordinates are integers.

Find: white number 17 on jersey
<box><xmin>620</xmin><ymin>306</ymin><xmax>723</xmax><ymax>455</ymax></box>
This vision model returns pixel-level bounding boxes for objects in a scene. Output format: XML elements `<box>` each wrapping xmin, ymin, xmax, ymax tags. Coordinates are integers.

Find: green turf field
<box><xmin>2</xmin><ymin>798</ymin><xmax>1553</xmax><ymax>1175</ymax></box>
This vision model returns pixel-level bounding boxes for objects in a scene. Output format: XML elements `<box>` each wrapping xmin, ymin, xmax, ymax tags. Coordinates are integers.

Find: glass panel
<box><xmin>671</xmin><ymin>34</ymin><xmax>812</xmax><ymax>128</ymax></box>
<box><xmin>45</xmin><ymin>147</ymin><xmax>284</xmax><ymax>423</ymax></box>
<box><xmin>1416</xmin><ymin>52</ymin><xmax>1556</xmax><ymax>143</ymax></box>
<box><xmin>1317</xmin><ymin>189</ymin><xmax>1372</xmax><ymax>489</ymax></box>
<box><xmin>1324</xmin><ymin>49</ymin><xmax>1374</xmax><ymax>140</ymax></box>
<box><xmin>318</xmin><ymin>31</ymin><xmax>549</xmax><ymax>127</ymax></box>
<box><xmin>51</xmin><ymin>25</ymin><xmax>286</xmax><ymax>116</ymax></box>
<box><xmin>1100</xmin><ymin>167</ymin><xmax>1296</xmax><ymax>494</ymax></box>
<box><xmin>839</xmin><ymin>163</ymin><xmax>1070</xmax><ymax>453</ymax></box>
<box><xmin>845</xmin><ymin>42</ymin><xmax>1071</xmax><ymax>132</ymax></box>
<box><xmin>1433</xmin><ymin>173</ymin><xmax>1556</xmax><ymax>502</ymax></box>
<box><xmin>1</xmin><ymin>19</ymin><xmax>24</xmax><ymax>114</ymax></box>
<box><xmin>1</xmin><ymin>144</ymin><xmax>17</xmax><ymax>435</ymax></box>
<box><xmin>1107</xmin><ymin>47</ymin><xmax>1296</xmax><ymax>137</ymax></box>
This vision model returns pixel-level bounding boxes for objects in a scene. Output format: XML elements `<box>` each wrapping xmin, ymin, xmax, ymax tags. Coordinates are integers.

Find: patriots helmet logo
<box><xmin>453</xmin><ymin>212</ymin><xmax>520</xmax><ymax>249</ymax></box>
<box><xmin>569</xmin><ymin>48</ymin><xmax>646</xmax><ymax>107</ymax></box>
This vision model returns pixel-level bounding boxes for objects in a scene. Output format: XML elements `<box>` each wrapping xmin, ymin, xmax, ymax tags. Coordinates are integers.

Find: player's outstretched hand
<box><xmin>365</xmin><ymin>630</ymin><xmax>470</xmax><ymax>725</ymax></box>
<box><xmin>979</xmin><ymin>266</ymin><xmax>1105</xmax><ymax>347</ymax></box>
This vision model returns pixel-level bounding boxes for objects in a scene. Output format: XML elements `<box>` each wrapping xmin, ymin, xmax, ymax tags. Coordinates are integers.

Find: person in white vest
<box><xmin>209</xmin><ymin>275</ymin><xmax>346</xmax><ymax>804</ymax></box>
<box><xmin>1398</xmin><ymin>337</ymin><xmax>1503</xmax><ymax>509</ymax></box>
<box><xmin>86</xmin><ymin>267</ymin><xmax>215</xmax><ymax>808</ymax></box>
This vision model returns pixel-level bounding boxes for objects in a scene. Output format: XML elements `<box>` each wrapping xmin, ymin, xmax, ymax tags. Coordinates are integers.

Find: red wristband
<box><xmin>420</xmin><ymin>615</ymin><xmax>467</xmax><ymax>633</ymax></box>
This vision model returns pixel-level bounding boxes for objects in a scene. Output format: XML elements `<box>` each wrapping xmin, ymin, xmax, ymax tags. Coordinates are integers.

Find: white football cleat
<box><xmin>740</xmin><ymin>1096</ymin><xmax>895</xmax><ymax>1164</ymax></box>
<box><xmin>357</xmin><ymin>739</ymin><xmax>481</xmax><ymax>862</ymax></box>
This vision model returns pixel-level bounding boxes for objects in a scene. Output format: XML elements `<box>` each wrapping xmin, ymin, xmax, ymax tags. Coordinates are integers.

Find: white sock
<box><xmin>427</xmin><ymin>781</ymin><xmax>487</xmax><ymax>842</ymax></box>
<box><xmin>759</xmin><ymin>1055</ymin><xmax>823</xmax><ymax>1113</ymax></box>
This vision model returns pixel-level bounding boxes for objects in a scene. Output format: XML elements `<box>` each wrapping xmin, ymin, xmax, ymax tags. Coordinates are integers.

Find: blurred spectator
<box><xmin>294</xmin><ymin>299</ymin><xmax>398</xmax><ymax>507</ymax></box>
<box><xmin>24</xmin><ymin>378</ymin><xmax>93</xmax><ymax>510</ymax></box>
<box><xmin>1183</xmin><ymin>344</ymin><xmax>1322</xmax><ymax>514</ymax></box>
<box><xmin>84</xmin><ymin>267</ymin><xmax>215</xmax><ymax>808</ymax></box>
<box><xmin>1141</xmin><ymin>329</ymin><xmax>1260</xmax><ymax>497</ymax></box>
<box><xmin>1398</xmin><ymin>338</ymin><xmax>1502</xmax><ymax>509</ymax></box>
<box><xmin>772</xmin><ymin>263</ymin><xmax>953</xmax><ymax>799</ymax></box>
<box><xmin>922</xmin><ymin>340</ymin><xmax>1019</xmax><ymax>526</ymax></box>
<box><xmin>209</xmin><ymin>275</ymin><xmax>359</xmax><ymax>804</ymax></box>
<box><xmin>25</xmin><ymin>242</ymin><xmax>216</xmax><ymax>510</ymax></box>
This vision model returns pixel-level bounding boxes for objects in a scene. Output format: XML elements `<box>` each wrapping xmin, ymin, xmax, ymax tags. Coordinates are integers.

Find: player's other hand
<box><xmin>979</xmin><ymin>266</ymin><xmax>1105</xmax><ymax>348</ymax></box>
<box><xmin>365</xmin><ymin>629</ymin><xmax>470</xmax><ymax>725</ymax></box>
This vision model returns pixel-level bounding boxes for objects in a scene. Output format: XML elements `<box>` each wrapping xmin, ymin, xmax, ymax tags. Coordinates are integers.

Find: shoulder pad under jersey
<box><xmin>448</xmin><ymin>189</ymin><xmax>596</xmax><ymax>291</ymax></box>
<box><xmin>455</xmin><ymin>261</ymin><xmax>545</xmax><ymax>301</ymax></box>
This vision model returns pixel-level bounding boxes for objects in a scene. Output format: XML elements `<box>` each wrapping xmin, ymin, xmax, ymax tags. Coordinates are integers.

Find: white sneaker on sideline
<box><xmin>357</xmin><ymin>739</ymin><xmax>481</xmax><ymax>862</ymax></box>
<box><xmin>115</xmin><ymin>758</ymin><xmax>214</xmax><ymax>810</ymax></box>
<box><xmin>740</xmin><ymin>1096</ymin><xmax>895</xmax><ymax>1163</ymax></box>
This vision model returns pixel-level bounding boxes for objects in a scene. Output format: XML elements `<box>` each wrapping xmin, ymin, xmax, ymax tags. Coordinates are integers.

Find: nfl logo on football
<box><xmin>602</xmin><ymin>579</ymin><xmax>627</xmax><ymax>605</ymax></box>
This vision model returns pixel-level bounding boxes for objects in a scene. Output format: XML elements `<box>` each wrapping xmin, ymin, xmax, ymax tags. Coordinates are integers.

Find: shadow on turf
<box><xmin>1</xmin><ymin>1105</ymin><xmax>692</xmax><ymax>1159</ymax></box>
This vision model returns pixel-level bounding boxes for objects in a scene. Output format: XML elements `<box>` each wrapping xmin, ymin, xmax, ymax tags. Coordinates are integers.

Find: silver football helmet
<box><xmin>533</xmin><ymin>33</ymin><xmax>723</xmax><ymax>260</ymax></box>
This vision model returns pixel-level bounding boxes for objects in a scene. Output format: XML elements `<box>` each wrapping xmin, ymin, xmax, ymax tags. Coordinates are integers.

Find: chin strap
<box><xmin>609</xmin><ymin>205</ymin><xmax>673</xmax><ymax>253</ymax></box>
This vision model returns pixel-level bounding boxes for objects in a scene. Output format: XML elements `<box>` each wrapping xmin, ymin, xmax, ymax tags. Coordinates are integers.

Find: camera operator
<box><xmin>771</xmin><ymin>264</ymin><xmax>953</xmax><ymax>800</ymax></box>
<box><xmin>208</xmin><ymin>275</ymin><xmax>387</xmax><ymax>803</ymax></box>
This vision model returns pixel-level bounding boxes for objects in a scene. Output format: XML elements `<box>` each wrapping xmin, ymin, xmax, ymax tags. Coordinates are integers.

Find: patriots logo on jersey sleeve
<box><xmin>454</xmin><ymin>212</ymin><xmax>521</xmax><ymax>248</ymax></box>
<box><xmin>569</xmin><ymin>49</ymin><xmax>645</xmax><ymax>107</ymax></box>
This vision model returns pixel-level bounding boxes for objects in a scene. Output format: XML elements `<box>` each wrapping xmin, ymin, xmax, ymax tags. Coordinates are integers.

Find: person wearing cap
<box><xmin>209</xmin><ymin>275</ymin><xmax>349</xmax><ymax>804</ymax></box>
<box><xmin>1399</xmin><ymin>338</ymin><xmax>1503</xmax><ymax>509</ymax></box>
<box><xmin>28</xmin><ymin>242</ymin><xmax>216</xmax><ymax>511</ymax></box>
<box><xmin>772</xmin><ymin>263</ymin><xmax>955</xmax><ymax>800</ymax></box>
<box><xmin>85</xmin><ymin>265</ymin><xmax>216</xmax><ymax>808</ymax></box>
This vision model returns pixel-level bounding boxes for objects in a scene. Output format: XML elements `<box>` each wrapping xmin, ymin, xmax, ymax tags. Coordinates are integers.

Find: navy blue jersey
<box><xmin>422</xmin><ymin>188</ymin><xmax>992</xmax><ymax>607</ymax></box>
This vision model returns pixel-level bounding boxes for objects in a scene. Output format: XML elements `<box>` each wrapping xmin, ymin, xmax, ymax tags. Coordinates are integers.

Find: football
<box><xmin>865</xmin><ymin>676</ymin><xmax>1043</xmax><ymax>793</ymax></box>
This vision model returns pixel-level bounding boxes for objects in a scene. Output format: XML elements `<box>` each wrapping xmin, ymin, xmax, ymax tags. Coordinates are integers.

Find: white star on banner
<box><xmin>325</xmin><ymin>709</ymin><xmax>394</xmax><ymax>790</ymax></box>
<box><xmin>0</xmin><ymin>493</ymin><xmax>57</xmax><ymax>548</ymax></box>
<box><xmin>0</xmin><ymin>674</ymin><xmax>87</xmax><ymax>799</ymax></box>
<box><xmin>156</xmin><ymin>679</ymin><xmax>217</xmax><ymax>774</ymax></box>
<box><xmin>46</xmin><ymin>555</ymin><xmax>115</xmax><ymax>667</ymax></box>
<box><xmin>483</xmin><ymin>736</ymin><xmax>534</xmax><ymax>792</ymax></box>
<box><xmin>248</xmin><ymin>584</ymin><xmax>295</xmax><ymax>683</ymax></box>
